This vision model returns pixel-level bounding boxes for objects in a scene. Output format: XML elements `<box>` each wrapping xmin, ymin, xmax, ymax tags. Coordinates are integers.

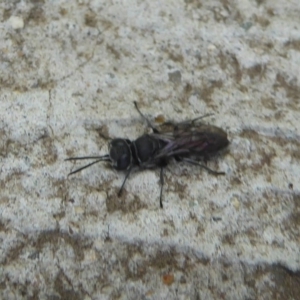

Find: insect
<box><xmin>66</xmin><ymin>102</ymin><xmax>229</xmax><ymax>208</ymax></box>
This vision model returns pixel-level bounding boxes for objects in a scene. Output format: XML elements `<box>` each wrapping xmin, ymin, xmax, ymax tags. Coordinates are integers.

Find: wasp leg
<box><xmin>189</xmin><ymin>114</ymin><xmax>214</xmax><ymax>125</ymax></box>
<box><xmin>134</xmin><ymin>101</ymin><xmax>159</xmax><ymax>133</ymax></box>
<box><xmin>182</xmin><ymin>158</ymin><xmax>225</xmax><ymax>175</ymax></box>
<box><xmin>162</xmin><ymin>114</ymin><xmax>214</xmax><ymax>131</ymax></box>
<box><xmin>118</xmin><ymin>166</ymin><xmax>133</xmax><ymax>197</ymax></box>
<box><xmin>159</xmin><ymin>167</ymin><xmax>164</xmax><ymax>208</ymax></box>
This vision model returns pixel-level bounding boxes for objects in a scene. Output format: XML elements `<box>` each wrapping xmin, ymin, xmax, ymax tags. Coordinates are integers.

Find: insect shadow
<box><xmin>66</xmin><ymin>102</ymin><xmax>229</xmax><ymax>208</ymax></box>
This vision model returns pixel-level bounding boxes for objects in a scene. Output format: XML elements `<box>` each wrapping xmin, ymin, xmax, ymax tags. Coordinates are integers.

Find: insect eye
<box><xmin>109</xmin><ymin>139</ymin><xmax>132</xmax><ymax>170</ymax></box>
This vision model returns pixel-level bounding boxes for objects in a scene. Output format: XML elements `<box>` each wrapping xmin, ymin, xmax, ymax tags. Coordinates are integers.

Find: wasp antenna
<box><xmin>65</xmin><ymin>155</ymin><xmax>110</xmax><ymax>161</ymax></box>
<box><xmin>67</xmin><ymin>158</ymin><xmax>108</xmax><ymax>176</ymax></box>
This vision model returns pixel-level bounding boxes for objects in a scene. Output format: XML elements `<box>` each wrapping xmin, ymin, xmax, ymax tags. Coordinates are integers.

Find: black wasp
<box><xmin>66</xmin><ymin>102</ymin><xmax>229</xmax><ymax>208</ymax></box>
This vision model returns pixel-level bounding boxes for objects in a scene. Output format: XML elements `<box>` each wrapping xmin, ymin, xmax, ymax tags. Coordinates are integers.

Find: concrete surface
<box><xmin>0</xmin><ymin>0</ymin><xmax>299</xmax><ymax>299</ymax></box>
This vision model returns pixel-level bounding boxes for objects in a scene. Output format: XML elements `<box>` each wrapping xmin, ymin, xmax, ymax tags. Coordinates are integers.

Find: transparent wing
<box><xmin>151</xmin><ymin>124</ymin><xmax>229</xmax><ymax>160</ymax></box>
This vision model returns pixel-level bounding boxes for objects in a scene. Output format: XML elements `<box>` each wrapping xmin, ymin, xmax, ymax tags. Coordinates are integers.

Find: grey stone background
<box><xmin>0</xmin><ymin>0</ymin><xmax>299</xmax><ymax>299</ymax></box>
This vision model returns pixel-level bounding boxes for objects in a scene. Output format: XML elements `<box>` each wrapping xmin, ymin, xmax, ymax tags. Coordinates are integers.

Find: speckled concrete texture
<box><xmin>0</xmin><ymin>0</ymin><xmax>299</xmax><ymax>299</ymax></box>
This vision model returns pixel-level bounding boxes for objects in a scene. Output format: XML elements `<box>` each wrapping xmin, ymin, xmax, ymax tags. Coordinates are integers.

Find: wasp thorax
<box><xmin>109</xmin><ymin>139</ymin><xmax>132</xmax><ymax>170</ymax></box>
<box><xmin>133</xmin><ymin>134</ymin><xmax>165</xmax><ymax>164</ymax></box>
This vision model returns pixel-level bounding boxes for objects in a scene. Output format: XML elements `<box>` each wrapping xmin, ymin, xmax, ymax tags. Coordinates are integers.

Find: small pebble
<box><xmin>8</xmin><ymin>16</ymin><xmax>24</xmax><ymax>29</ymax></box>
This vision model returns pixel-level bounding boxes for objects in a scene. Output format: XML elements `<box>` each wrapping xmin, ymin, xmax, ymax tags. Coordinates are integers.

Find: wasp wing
<box><xmin>151</xmin><ymin>124</ymin><xmax>229</xmax><ymax>160</ymax></box>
